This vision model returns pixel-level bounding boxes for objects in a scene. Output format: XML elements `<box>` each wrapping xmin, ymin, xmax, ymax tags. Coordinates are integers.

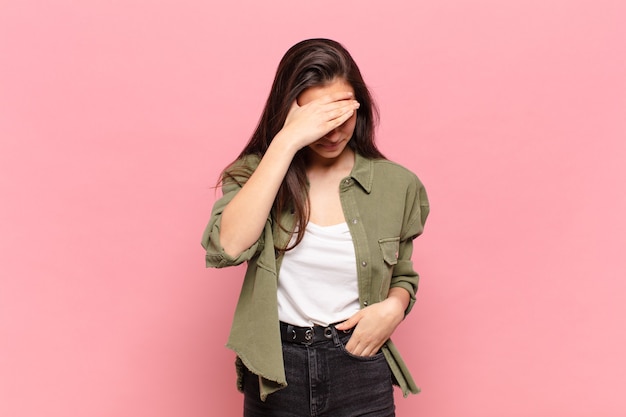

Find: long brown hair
<box><xmin>221</xmin><ymin>38</ymin><xmax>385</xmax><ymax>252</ymax></box>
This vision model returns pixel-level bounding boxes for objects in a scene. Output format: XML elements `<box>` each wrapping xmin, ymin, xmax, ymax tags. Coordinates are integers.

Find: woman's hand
<box><xmin>335</xmin><ymin>288</ymin><xmax>409</xmax><ymax>357</ymax></box>
<box><xmin>276</xmin><ymin>91</ymin><xmax>359</xmax><ymax>150</ymax></box>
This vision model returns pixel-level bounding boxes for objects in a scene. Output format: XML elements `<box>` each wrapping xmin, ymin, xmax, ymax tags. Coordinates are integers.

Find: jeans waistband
<box><xmin>279</xmin><ymin>321</ymin><xmax>352</xmax><ymax>345</ymax></box>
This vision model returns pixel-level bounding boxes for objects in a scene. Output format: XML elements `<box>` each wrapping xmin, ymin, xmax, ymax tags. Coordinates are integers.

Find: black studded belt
<box><xmin>279</xmin><ymin>321</ymin><xmax>351</xmax><ymax>345</ymax></box>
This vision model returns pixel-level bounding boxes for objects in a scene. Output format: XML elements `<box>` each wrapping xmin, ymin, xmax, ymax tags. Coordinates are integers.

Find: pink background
<box><xmin>1</xmin><ymin>1</ymin><xmax>625</xmax><ymax>416</ymax></box>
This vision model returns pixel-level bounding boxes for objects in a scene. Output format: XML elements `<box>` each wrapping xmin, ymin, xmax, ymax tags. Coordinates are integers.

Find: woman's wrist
<box><xmin>271</xmin><ymin>129</ymin><xmax>306</xmax><ymax>156</ymax></box>
<box><xmin>385</xmin><ymin>287</ymin><xmax>410</xmax><ymax>318</ymax></box>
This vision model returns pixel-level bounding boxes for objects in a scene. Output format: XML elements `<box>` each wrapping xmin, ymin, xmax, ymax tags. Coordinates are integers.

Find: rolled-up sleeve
<box><xmin>390</xmin><ymin>176</ymin><xmax>429</xmax><ymax>315</ymax></box>
<box><xmin>201</xmin><ymin>156</ymin><xmax>265</xmax><ymax>268</ymax></box>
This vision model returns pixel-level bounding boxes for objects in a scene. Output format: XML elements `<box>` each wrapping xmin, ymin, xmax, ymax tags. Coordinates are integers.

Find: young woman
<box><xmin>202</xmin><ymin>38</ymin><xmax>429</xmax><ymax>417</ymax></box>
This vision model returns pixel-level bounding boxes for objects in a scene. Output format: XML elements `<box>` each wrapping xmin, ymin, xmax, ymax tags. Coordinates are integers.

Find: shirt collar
<box><xmin>349</xmin><ymin>152</ymin><xmax>374</xmax><ymax>194</ymax></box>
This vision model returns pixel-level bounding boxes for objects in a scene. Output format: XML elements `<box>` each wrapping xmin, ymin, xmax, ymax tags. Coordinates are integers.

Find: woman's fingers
<box><xmin>292</xmin><ymin>91</ymin><xmax>358</xmax><ymax>123</ymax></box>
<box><xmin>324</xmin><ymin>99</ymin><xmax>360</xmax><ymax>121</ymax></box>
<box><xmin>310</xmin><ymin>90</ymin><xmax>355</xmax><ymax>105</ymax></box>
<box><xmin>326</xmin><ymin>106</ymin><xmax>355</xmax><ymax>131</ymax></box>
<box><xmin>306</xmin><ymin>91</ymin><xmax>359</xmax><ymax>120</ymax></box>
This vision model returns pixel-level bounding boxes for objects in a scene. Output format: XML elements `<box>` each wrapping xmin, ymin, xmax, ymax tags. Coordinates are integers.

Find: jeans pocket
<box><xmin>337</xmin><ymin>334</ymin><xmax>386</xmax><ymax>361</ymax></box>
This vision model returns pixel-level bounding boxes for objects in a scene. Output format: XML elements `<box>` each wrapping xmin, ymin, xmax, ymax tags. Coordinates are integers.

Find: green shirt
<box><xmin>201</xmin><ymin>152</ymin><xmax>429</xmax><ymax>400</ymax></box>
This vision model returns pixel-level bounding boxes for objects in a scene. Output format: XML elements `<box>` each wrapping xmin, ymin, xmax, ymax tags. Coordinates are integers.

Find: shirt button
<box><xmin>361</xmin><ymin>261</ymin><xmax>367</xmax><ymax>267</ymax></box>
<box><xmin>363</xmin><ymin>301</ymin><xmax>369</xmax><ymax>306</ymax></box>
<box><xmin>352</xmin><ymin>218</ymin><xmax>358</xmax><ymax>224</ymax></box>
<box><xmin>344</xmin><ymin>179</ymin><xmax>351</xmax><ymax>185</ymax></box>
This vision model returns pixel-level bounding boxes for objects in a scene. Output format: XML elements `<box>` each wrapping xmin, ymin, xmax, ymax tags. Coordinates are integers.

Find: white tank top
<box><xmin>277</xmin><ymin>222</ymin><xmax>360</xmax><ymax>327</ymax></box>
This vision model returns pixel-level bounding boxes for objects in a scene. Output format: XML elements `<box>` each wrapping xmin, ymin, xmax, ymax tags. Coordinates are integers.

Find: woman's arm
<box><xmin>219</xmin><ymin>92</ymin><xmax>359</xmax><ymax>257</ymax></box>
<box><xmin>218</xmin><ymin>137</ymin><xmax>297</xmax><ymax>258</ymax></box>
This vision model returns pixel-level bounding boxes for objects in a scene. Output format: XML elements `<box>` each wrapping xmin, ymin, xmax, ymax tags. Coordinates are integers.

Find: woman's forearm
<box><xmin>219</xmin><ymin>133</ymin><xmax>298</xmax><ymax>257</ymax></box>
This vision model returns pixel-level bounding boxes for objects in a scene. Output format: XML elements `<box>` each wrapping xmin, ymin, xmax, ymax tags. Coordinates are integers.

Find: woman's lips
<box><xmin>318</xmin><ymin>140</ymin><xmax>342</xmax><ymax>150</ymax></box>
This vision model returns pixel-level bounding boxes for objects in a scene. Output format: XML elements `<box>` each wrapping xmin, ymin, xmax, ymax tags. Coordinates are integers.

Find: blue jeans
<box><xmin>243</xmin><ymin>325</ymin><xmax>395</xmax><ymax>417</ymax></box>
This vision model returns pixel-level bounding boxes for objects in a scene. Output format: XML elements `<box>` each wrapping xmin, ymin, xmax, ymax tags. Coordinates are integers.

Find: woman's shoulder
<box><xmin>370</xmin><ymin>158</ymin><xmax>424</xmax><ymax>187</ymax></box>
<box><xmin>223</xmin><ymin>153</ymin><xmax>262</xmax><ymax>176</ymax></box>
<box><xmin>220</xmin><ymin>154</ymin><xmax>262</xmax><ymax>189</ymax></box>
<box><xmin>369</xmin><ymin>157</ymin><xmax>430</xmax><ymax>227</ymax></box>
<box><xmin>227</xmin><ymin>153</ymin><xmax>262</xmax><ymax>171</ymax></box>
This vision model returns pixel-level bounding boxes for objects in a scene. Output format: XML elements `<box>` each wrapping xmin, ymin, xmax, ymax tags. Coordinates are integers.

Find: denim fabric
<box><xmin>243</xmin><ymin>326</ymin><xmax>395</xmax><ymax>417</ymax></box>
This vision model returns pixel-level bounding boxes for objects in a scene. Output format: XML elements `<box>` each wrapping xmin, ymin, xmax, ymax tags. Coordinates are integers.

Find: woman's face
<box><xmin>297</xmin><ymin>78</ymin><xmax>357</xmax><ymax>162</ymax></box>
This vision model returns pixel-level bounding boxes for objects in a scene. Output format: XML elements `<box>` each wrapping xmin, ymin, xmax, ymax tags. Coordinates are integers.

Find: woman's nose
<box><xmin>324</xmin><ymin>129</ymin><xmax>339</xmax><ymax>140</ymax></box>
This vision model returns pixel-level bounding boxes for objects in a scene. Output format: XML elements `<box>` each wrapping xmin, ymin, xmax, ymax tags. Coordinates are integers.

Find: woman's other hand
<box><xmin>334</xmin><ymin>287</ymin><xmax>409</xmax><ymax>357</ymax></box>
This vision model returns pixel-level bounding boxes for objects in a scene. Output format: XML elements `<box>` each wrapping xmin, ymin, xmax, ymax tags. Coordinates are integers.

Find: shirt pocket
<box><xmin>379</xmin><ymin>237</ymin><xmax>400</xmax><ymax>266</ymax></box>
<box><xmin>378</xmin><ymin>237</ymin><xmax>400</xmax><ymax>298</ymax></box>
